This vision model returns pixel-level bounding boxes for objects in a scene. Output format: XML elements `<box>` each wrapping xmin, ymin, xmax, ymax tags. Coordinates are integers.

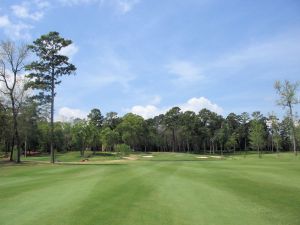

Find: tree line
<box><xmin>0</xmin><ymin>32</ymin><xmax>299</xmax><ymax>163</ymax></box>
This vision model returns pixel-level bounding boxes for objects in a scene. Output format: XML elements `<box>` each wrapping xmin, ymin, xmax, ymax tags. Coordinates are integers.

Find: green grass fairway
<box><xmin>0</xmin><ymin>153</ymin><xmax>299</xmax><ymax>225</ymax></box>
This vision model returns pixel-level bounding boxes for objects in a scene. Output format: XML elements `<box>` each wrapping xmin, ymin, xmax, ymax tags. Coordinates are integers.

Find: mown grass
<box><xmin>0</xmin><ymin>152</ymin><xmax>299</xmax><ymax>225</ymax></box>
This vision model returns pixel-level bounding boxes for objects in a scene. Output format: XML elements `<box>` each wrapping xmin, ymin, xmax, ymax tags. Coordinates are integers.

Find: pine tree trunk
<box><xmin>221</xmin><ymin>144</ymin><xmax>223</xmax><ymax>156</ymax></box>
<box><xmin>172</xmin><ymin>128</ymin><xmax>175</xmax><ymax>152</ymax></box>
<box><xmin>50</xmin><ymin>69</ymin><xmax>55</xmax><ymax>163</ymax></box>
<box><xmin>24</xmin><ymin>138</ymin><xmax>27</xmax><ymax>158</ymax></box>
<box><xmin>187</xmin><ymin>138</ymin><xmax>190</xmax><ymax>153</ymax></box>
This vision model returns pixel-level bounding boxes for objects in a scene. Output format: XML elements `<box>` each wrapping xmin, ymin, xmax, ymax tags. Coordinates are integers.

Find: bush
<box><xmin>115</xmin><ymin>144</ymin><xmax>132</xmax><ymax>157</ymax></box>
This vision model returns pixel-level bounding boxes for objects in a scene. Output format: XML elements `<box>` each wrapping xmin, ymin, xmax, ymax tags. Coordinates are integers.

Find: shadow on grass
<box><xmin>0</xmin><ymin>160</ymin><xmax>47</xmax><ymax>166</ymax></box>
<box><xmin>90</xmin><ymin>152</ymin><xmax>116</xmax><ymax>157</ymax></box>
<box><xmin>0</xmin><ymin>159</ymin><xmax>127</xmax><ymax>166</ymax></box>
<box><xmin>57</xmin><ymin>163</ymin><xmax>128</xmax><ymax>166</ymax></box>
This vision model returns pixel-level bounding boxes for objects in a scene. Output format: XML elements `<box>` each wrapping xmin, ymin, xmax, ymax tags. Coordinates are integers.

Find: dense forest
<box><xmin>1</xmin><ymin>32</ymin><xmax>299</xmax><ymax>163</ymax></box>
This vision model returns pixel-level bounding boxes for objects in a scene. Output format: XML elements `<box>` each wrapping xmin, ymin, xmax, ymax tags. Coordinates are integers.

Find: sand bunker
<box><xmin>210</xmin><ymin>156</ymin><xmax>222</xmax><ymax>159</ymax></box>
<box><xmin>142</xmin><ymin>155</ymin><xmax>154</xmax><ymax>158</ymax></box>
<box><xmin>197</xmin><ymin>156</ymin><xmax>209</xmax><ymax>159</ymax></box>
<box><xmin>196</xmin><ymin>155</ymin><xmax>223</xmax><ymax>159</ymax></box>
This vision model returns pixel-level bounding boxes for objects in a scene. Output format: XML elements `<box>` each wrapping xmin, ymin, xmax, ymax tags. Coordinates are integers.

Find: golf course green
<box><xmin>0</xmin><ymin>152</ymin><xmax>299</xmax><ymax>225</ymax></box>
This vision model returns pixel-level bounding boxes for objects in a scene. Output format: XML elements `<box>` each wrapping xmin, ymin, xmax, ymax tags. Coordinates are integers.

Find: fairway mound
<box><xmin>142</xmin><ymin>155</ymin><xmax>154</xmax><ymax>158</ymax></box>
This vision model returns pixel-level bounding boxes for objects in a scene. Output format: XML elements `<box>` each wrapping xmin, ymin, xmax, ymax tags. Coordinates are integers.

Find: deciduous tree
<box><xmin>0</xmin><ymin>41</ymin><xmax>29</xmax><ymax>162</ymax></box>
<box><xmin>274</xmin><ymin>80</ymin><xmax>299</xmax><ymax>155</ymax></box>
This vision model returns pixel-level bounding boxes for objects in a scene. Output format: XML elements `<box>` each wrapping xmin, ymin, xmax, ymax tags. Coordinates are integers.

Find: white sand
<box><xmin>142</xmin><ymin>155</ymin><xmax>154</xmax><ymax>158</ymax></box>
<box><xmin>210</xmin><ymin>156</ymin><xmax>222</xmax><ymax>159</ymax></box>
<box><xmin>196</xmin><ymin>156</ymin><xmax>223</xmax><ymax>159</ymax></box>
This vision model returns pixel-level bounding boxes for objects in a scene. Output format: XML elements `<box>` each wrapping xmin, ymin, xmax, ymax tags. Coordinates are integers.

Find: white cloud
<box><xmin>34</xmin><ymin>0</ymin><xmax>51</xmax><ymax>9</ymax></box>
<box><xmin>58</xmin><ymin>0</ymin><xmax>139</xmax><ymax>13</ymax></box>
<box><xmin>0</xmin><ymin>14</ymin><xmax>33</xmax><ymax>40</ymax></box>
<box><xmin>11</xmin><ymin>0</ymin><xmax>50</xmax><ymax>21</ymax></box>
<box><xmin>56</xmin><ymin>107</ymin><xmax>88</xmax><ymax>121</ymax></box>
<box><xmin>115</xmin><ymin>0</ymin><xmax>140</xmax><ymax>14</ymax></box>
<box><xmin>166</xmin><ymin>60</ymin><xmax>203</xmax><ymax>82</ymax></box>
<box><xmin>58</xmin><ymin>0</ymin><xmax>98</xmax><ymax>6</ymax></box>
<box><xmin>0</xmin><ymin>1</ymin><xmax>49</xmax><ymax>39</ymax></box>
<box><xmin>180</xmin><ymin>97</ymin><xmax>223</xmax><ymax>114</ymax></box>
<box><xmin>59</xmin><ymin>43</ymin><xmax>79</xmax><ymax>60</ymax></box>
<box><xmin>12</xmin><ymin>4</ymin><xmax>43</xmax><ymax>21</ymax></box>
<box><xmin>128</xmin><ymin>96</ymin><xmax>223</xmax><ymax>119</ymax></box>
<box><xmin>131</xmin><ymin>105</ymin><xmax>162</xmax><ymax>119</ymax></box>
<box><xmin>0</xmin><ymin>15</ymin><xmax>10</xmax><ymax>27</ymax></box>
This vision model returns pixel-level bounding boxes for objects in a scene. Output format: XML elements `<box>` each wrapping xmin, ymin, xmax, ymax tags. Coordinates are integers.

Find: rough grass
<box><xmin>20</xmin><ymin>151</ymin><xmax>119</xmax><ymax>162</ymax></box>
<box><xmin>0</xmin><ymin>152</ymin><xmax>299</xmax><ymax>225</ymax></box>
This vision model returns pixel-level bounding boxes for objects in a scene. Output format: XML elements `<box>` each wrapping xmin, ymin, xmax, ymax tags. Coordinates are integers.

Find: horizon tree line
<box><xmin>0</xmin><ymin>32</ymin><xmax>299</xmax><ymax>163</ymax></box>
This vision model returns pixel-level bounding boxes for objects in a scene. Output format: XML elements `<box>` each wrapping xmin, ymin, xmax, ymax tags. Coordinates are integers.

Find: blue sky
<box><xmin>1</xmin><ymin>0</ymin><xmax>300</xmax><ymax>120</ymax></box>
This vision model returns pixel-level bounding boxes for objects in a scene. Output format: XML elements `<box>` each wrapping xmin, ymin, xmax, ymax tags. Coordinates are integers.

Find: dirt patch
<box><xmin>80</xmin><ymin>159</ymin><xmax>89</xmax><ymax>162</ymax></box>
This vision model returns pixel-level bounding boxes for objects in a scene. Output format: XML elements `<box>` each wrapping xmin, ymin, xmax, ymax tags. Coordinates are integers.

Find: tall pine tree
<box><xmin>26</xmin><ymin>32</ymin><xmax>76</xmax><ymax>163</ymax></box>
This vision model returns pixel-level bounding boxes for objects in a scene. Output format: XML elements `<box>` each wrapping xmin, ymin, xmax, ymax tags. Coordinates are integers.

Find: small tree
<box><xmin>26</xmin><ymin>32</ymin><xmax>76</xmax><ymax>163</ymax></box>
<box><xmin>274</xmin><ymin>80</ymin><xmax>299</xmax><ymax>155</ymax></box>
<box><xmin>71</xmin><ymin>119</ymin><xmax>89</xmax><ymax>157</ymax></box>
<box><xmin>268</xmin><ymin>113</ymin><xmax>281</xmax><ymax>154</ymax></box>
<box><xmin>249</xmin><ymin>119</ymin><xmax>266</xmax><ymax>158</ymax></box>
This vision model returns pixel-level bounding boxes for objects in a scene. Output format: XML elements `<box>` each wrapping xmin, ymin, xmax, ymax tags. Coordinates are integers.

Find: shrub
<box><xmin>115</xmin><ymin>144</ymin><xmax>132</xmax><ymax>157</ymax></box>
